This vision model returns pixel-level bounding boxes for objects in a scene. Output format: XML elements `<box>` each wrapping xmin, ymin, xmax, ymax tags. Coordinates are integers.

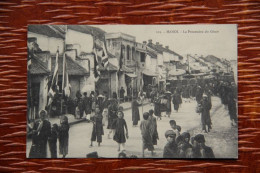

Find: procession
<box><xmin>26</xmin><ymin>25</ymin><xmax>238</xmax><ymax>159</ymax></box>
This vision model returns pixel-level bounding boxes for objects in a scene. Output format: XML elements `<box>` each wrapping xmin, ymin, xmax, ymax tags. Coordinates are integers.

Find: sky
<box><xmin>92</xmin><ymin>24</ymin><xmax>237</xmax><ymax>60</ymax></box>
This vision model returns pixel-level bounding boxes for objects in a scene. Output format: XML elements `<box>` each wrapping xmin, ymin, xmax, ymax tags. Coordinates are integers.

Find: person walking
<box><xmin>140</xmin><ymin>112</ymin><xmax>155</xmax><ymax>157</ymax></box>
<box><xmin>172</xmin><ymin>90</ymin><xmax>181</xmax><ymax>112</ymax></box>
<box><xmin>120</xmin><ymin>87</ymin><xmax>125</xmax><ymax>102</ymax></box>
<box><xmin>90</xmin><ymin>106</ymin><xmax>104</xmax><ymax>147</ymax></box>
<box><xmin>148</xmin><ymin>109</ymin><xmax>159</xmax><ymax>146</ymax></box>
<box><xmin>83</xmin><ymin>92</ymin><xmax>91</xmax><ymax>121</ymax></box>
<box><xmin>107</xmin><ymin>92</ymin><xmax>119</xmax><ymax>139</ymax></box>
<box><xmin>200</xmin><ymin>94</ymin><xmax>212</xmax><ymax>133</ymax></box>
<box><xmin>132</xmin><ymin>98</ymin><xmax>141</xmax><ymax>127</ymax></box>
<box><xmin>165</xmin><ymin>91</ymin><xmax>172</xmax><ymax>118</ymax></box>
<box><xmin>48</xmin><ymin>124</ymin><xmax>58</xmax><ymax>158</ymax></box>
<box><xmin>154</xmin><ymin>92</ymin><xmax>162</xmax><ymax>120</ymax></box>
<box><xmin>113</xmin><ymin>111</ymin><xmax>128</xmax><ymax>152</ymax></box>
<box><xmin>58</xmin><ymin>115</ymin><xmax>70</xmax><ymax>158</ymax></box>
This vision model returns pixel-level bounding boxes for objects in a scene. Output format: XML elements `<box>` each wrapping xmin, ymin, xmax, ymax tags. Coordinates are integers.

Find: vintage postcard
<box><xmin>26</xmin><ymin>24</ymin><xmax>237</xmax><ymax>159</ymax></box>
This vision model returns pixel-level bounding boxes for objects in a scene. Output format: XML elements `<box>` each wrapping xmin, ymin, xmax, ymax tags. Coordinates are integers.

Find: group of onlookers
<box><xmin>28</xmin><ymin>110</ymin><xmax>69</xmax><ymax>158</ymax></box>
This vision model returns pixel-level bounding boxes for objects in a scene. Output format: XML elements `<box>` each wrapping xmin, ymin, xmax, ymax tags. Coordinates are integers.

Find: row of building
<box><xmin>28</xmin><ymin>25</ymin><xmax>233</xmax><ymax>118</ymax></box>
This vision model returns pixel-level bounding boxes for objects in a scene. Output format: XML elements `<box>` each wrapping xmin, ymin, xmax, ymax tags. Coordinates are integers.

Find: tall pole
<box><xmin>187</xmin><ymin>54</ymin><xmax>190</xmax><ymax>74</ymax></box>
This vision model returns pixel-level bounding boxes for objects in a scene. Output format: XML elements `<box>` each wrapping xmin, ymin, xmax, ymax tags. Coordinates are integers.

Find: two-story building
<box><xmin>105</xmin><ymin>32</ymin><xmax>137</xmax><ymax>97</ymax></box>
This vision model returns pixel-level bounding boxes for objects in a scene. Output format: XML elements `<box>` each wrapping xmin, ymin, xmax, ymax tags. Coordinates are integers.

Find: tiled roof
<box><xmin>30</xmin><ymin>56</ymin><xmax>50</xmax><ymax>75</ymax></box>
<box><xmin>147</xmin><ymin>42</ymin><xmax>183</xmax><ymax>60</ymax></box>
<box><xmin>68</xmin><ymin>25</ymin><xmax>106</xmax><ymax>40</ymax></box>
<box><xmin>28</xmin><ymin>25</ymin><xmax>65</xmax><ymax>39</ymax></box>
<box><xmin>147</xmin><ymin>43</ymin><xmax>163</xmax><ymax>54</ymax></box>
<box><xmin>51</xmin><ymin>55</ymin><xmax>89</xmax><ymax>76</ymax></box>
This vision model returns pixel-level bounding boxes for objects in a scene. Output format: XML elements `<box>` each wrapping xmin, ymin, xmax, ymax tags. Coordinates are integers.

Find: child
<box><xmin>193</xmin><ymin>134</ymin><xmax>215</xmax><ymax>158</ymax></box>
<box><xmin>140</xmin><ymin>112</ymin><xmax>154</xmax><ymax>157</ymax></box>
<box><xmin>113</xmin><ymin>111</ymin><xmax>128</xmax><ymax>152</ymax></box>
<box><xmin>118</xmin><ymin>151</ymin><xmax>127</xmax><ymax>158</ymax></box>
<box><xmin>48</xmin><ymin>123</ymin><xmax>58</xmax><ymax>158</ymax></box>
<box><xmin>163</xmin><ymin>130</ymin><xmax>178</xmax><ymax>158</ymax></box>
<box><xmin>148</xmin><ymin>109</ymin><xmax>159</xmax><ymax>146</ymax></box>
<box><xmin>59</xmin><ymin>115</ymin><xmax>70</xmax><ymax>158</ymax></box>
<box><xmin>90</xmin><ymin>106</ymin><xmax>104</xmax><ymax>147</ymax></box>
<box><xmin>169</xmin><ymin>120</ymin><xmax>180</xmax><ymax>137</ymax></box>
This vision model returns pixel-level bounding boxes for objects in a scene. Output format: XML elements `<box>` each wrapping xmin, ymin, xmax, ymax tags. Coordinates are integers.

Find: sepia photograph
<box><xmin>26</xmin><ymin>24</ymin><xmax>237</xmax><ymax>159</ymax></box>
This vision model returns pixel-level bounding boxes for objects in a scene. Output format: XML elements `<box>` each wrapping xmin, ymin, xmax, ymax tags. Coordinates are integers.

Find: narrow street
<box><xmin>27</xmin><ymin>96</ymin><xmax>237</xmax><ymax>158</ymax></box>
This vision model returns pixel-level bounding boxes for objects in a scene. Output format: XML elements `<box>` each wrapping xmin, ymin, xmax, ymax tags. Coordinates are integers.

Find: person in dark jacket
<box><xmin>83</xmin><ymin>92</ymin><xmax>92</xmax><ymax>120</ymax></box>
<box><xmin>90</xmin><ymin>106</ymin><xmax>104</xmax><ymax>147</ymax></box>
<box><xmin>48</xmin><ymin>123</ymin><xmax>58</xmax><ymax>158</ymax></box>
<box><xmin>107</xmin><ymin>92</ymin><xmax>118</xmax><ymax>139</ymax></box>
<box><xmin>148</xmin><ymin>109</ymin><xmax>159</xmax><ymax>146</ymax></box>
<box><xmin>132</xmin><ymin>98</ymin><xmax>141</xmax><ymax>127</ymax></box>
<box><xmin>200</xmin><ymin>94</ymin><xmax>212</xmax><ymax>133</ymax></box>
<box><xmin>75</xmin><ymin>91</ymin><xmax>84</xmax><ymax>119</ymax></box>
<box><xmin>29</xmin><ymin>110</ymin><xmax>51</xmax><ymax>158</ymax></box>
<box><xmin>154</xmin><ymin>93</ymin><xmax>161</xmax><ymax>120</ymax></box>
<box><xmin>172</xmin><ymin>90</ymin><xmax>181</xmax><ymax>112</ymax></box>
<box><xmin>227</xmin><ymin>90</ymin><xmax>237</xmax><ymax>126</ymax></box>
<box><xmin>165</xmin><ymin>91</ymin><xmax>172</xmax><ymax>118</ymax></box>
<box><xmin>120</xmin><ymin>87</ymin><xmax>125</xmax><ymax>102</ymax></box>
<box><xmin>176</xmin><ymin>132</ymin><xmax>193</xmax><ymax>158</ymax></box>
<box><xmin>193</xmin><ymin>134</ymin><xmax>215</xmax><ymax>158</ymax></box>
<box><xmin>140</xmin><ymin>112</ymin><xmax>154</xmax><ymax>157</ymax></box>
<box><xmin>59</xmin><ymin>115</ymin><xmax>70</xmax><ymax>158</ymax></box>
<box><xmin>113</xmin><ymin>111</ymin><xmax>128</xmax><ymax>152</ymax></box>
<box><xmin>163</xmin><ymin>130</ymin><xmax>178</xmax><ymax>158</ymax></box>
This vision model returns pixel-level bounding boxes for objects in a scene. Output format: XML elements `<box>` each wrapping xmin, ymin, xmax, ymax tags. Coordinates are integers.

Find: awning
<box><xmin>168</xmin><ymin>69</ymin><xmax>186</xmax><ymax>76</ymax></box>
<box><xmin>120</xmin><ymin>65</ymin><xmax>134</xmax><ymax>73</ymax></box>
<box><xmin>193</xmin><ymin>73</ymin><xmax>207</xmax><ymax>76</ymax></box>
<box><xmin>142</xmin><ymin>69</ymin><xmax>158</xmax><ymax>77</ymax></box>
<box><xmin>125</xmin><ymin>73</ymin><xmax>137</xmax><ymax>78</ymax></box>
<box><xmin>183</xmin><ymin>74</ymin><xmax>195</xmax><ymax>79</ymax></box>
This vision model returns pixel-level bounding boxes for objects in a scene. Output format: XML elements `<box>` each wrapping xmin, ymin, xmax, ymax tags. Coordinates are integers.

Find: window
<box><xmin>127</xmin><ymin>45</ymin><xmax>130</xmax><ymax>60</ymax></box>
<box><xmin>132</xmin><ymin>47</ymin><xmax>135</xmax><ymax>60</ymax></box>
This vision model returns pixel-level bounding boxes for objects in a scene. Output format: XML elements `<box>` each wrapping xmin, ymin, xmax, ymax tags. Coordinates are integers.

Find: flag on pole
<box><xmin>47</xmin><ymin>48</ymin><xmax>59</xmax><ymax>106</ymax></box>
<box><xmin>93</xmin><ymin>44</ymin><xmax>100</xmax><ymax>82</ymax></box>
<box><xmin>101</xmin><ymin>41</ymin><xmax>108</xmax><ymax>68</ymax></box>
<box><xmin>62</xmin><ymin>54</ymin><xmax>71</xmax><ymax>98</ymax></box>
<box><xmin>52</xmin><ymin>48</ymin><xmax>59</xmax><ymax>86</ymax></box>
<box><xmin>119</xmin><ymin>42</ymin><xmax>123</xmax><ymax>70</ymax></box>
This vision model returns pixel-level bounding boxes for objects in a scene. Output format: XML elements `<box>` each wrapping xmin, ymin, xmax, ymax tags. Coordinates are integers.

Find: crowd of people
<box><xmin>28</xmin><ymin>77</ymin><xmax>237</xmax><ymax>158</ymax></box>
<box><xmin>28</xmin><ymin>110</ymin><xmax>70</xmax><ymax>158</ymax></box>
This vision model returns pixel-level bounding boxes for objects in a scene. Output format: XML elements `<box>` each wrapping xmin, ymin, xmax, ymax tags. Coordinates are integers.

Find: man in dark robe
<box><xmin>120</xmin><ymin>87</ymin><xmax>125</xmax><ymax>102</ymax></box>
<box><xmin>83</xmin><ymin>92</ymin><xmax>91</xmax><ymax>120</ymax></box>
<box><xmin>132</xmin><ymin>98</ymin><xmax>140</xmax><ymax>126</ymax></box>
<box><xmin>107</xmin><ymin>92</ymin><xmax>118</xmax><ymax>138</ymax></box>
<box><xmin>172</xmin><ymin>90</ymin><xmax>181</xmax><ymax>112</ymax></box>
<box><xmin>30</xmin><ymin>110</ymin><xmax>51</xmax><ymax>158</ymax></box>
<box><xmin>227</xmin><ymin>89</ymin><xmax>237</xmax><ymax>126</ymax></box>
<box><xmin>200</xmin><ymin>95</ymin><xmax>212</xmax><ymax>133</ymax></box>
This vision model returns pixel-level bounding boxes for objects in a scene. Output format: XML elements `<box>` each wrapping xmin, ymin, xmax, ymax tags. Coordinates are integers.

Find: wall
<box><xmin>28</xmin><ymin>32</ymin><xmax>65</xmax><ymax>55</ymax></box>
<box><xmin>110</xmin><ymin>72</ymin><xmax>118</xmax><ymax>96</ymax></box>
<box><xmin>157</xmin><ymin>53</ymin><xmax>164</xmax><ymax>66</ymax></box>
<box><xmin>66</xmin><ymin>29</ymin><xmax>93</xmax><ymax>54</ymax></box>
<box><xmin>69</xmin><ymin>77</ymin><xmax>80</xmax><ymax>99</ymax></box>
<box><xmin>30</xmin><ymin>75</ymin><xmax>48</xmax><ymax>118</ymax></box>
